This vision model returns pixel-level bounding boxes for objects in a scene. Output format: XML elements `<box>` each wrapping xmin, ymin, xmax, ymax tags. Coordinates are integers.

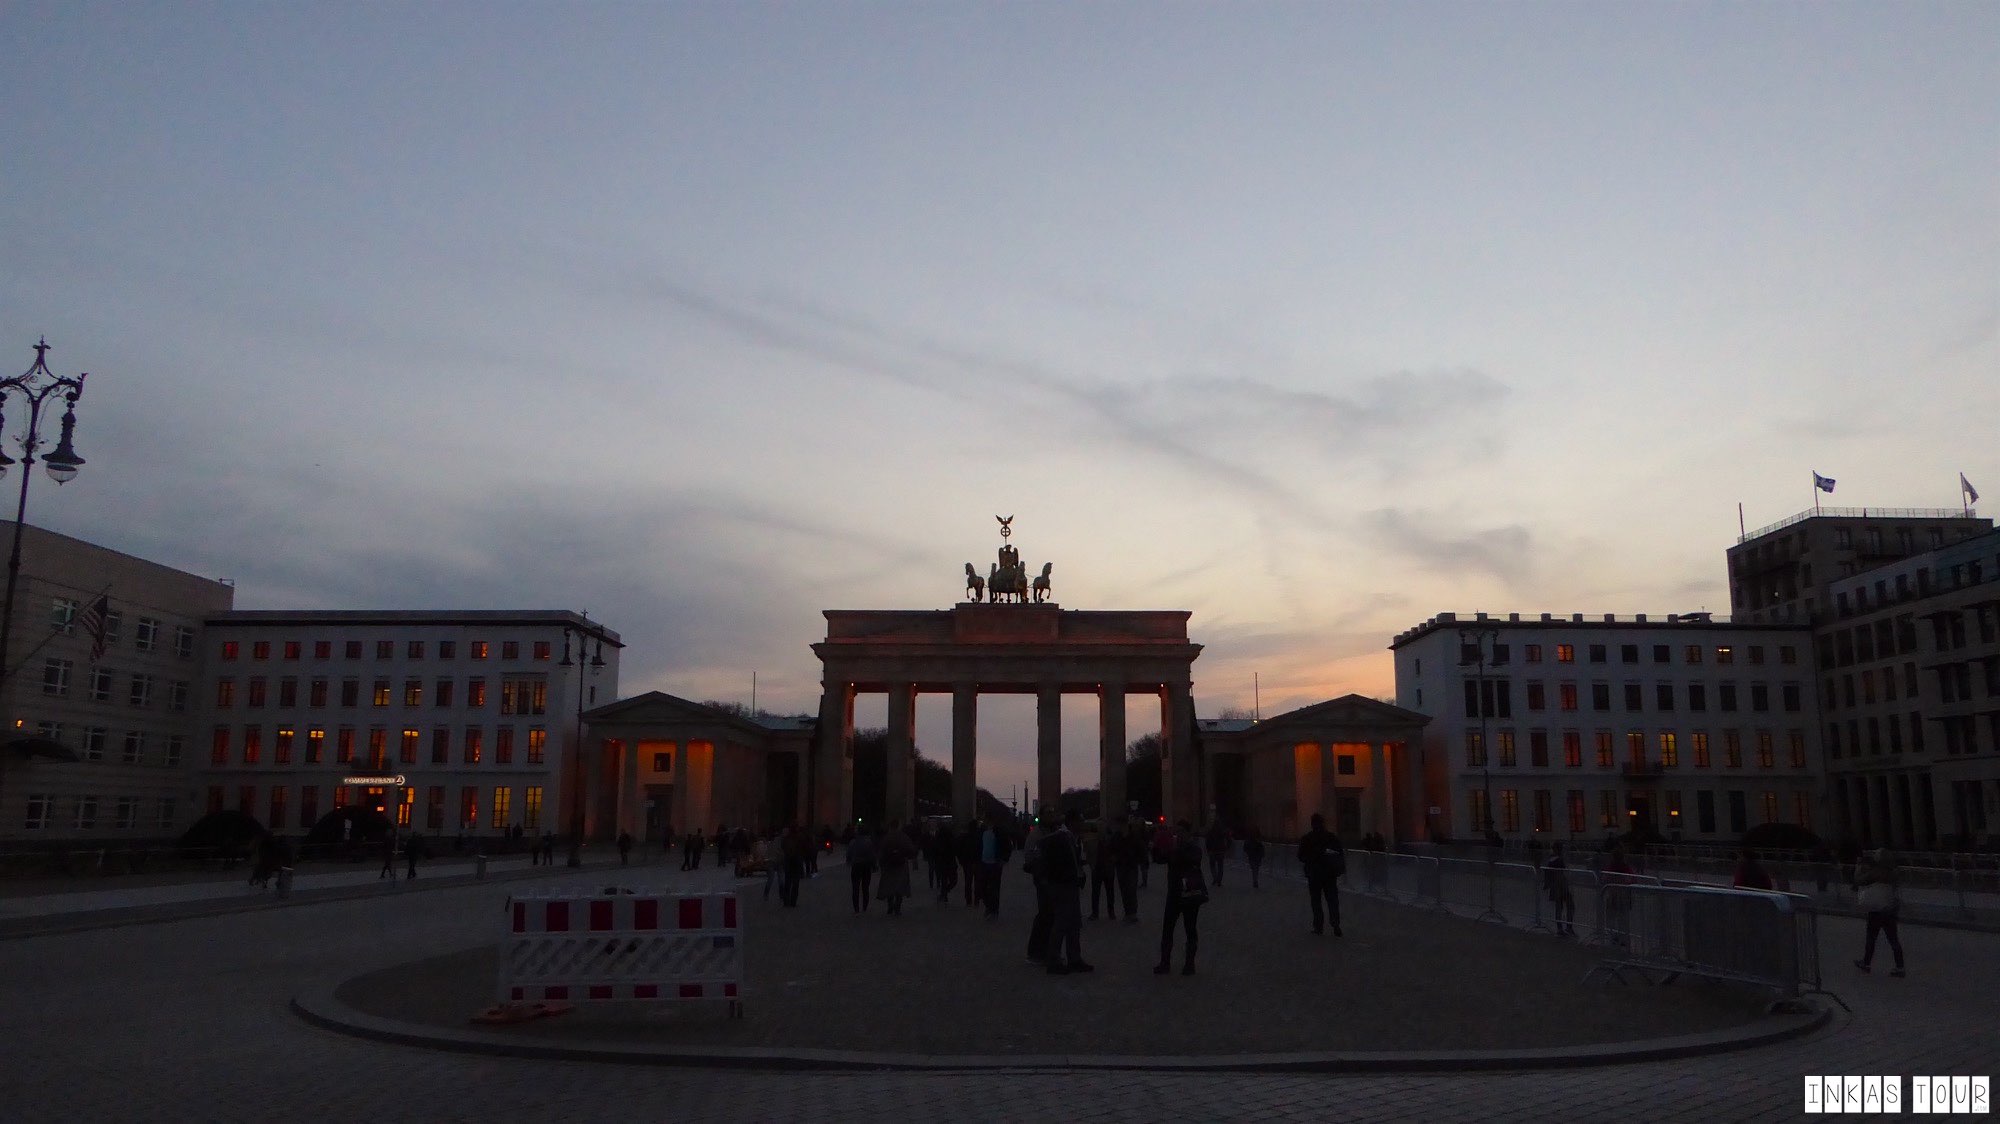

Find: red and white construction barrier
<box><xmin>498</xmin><ymin>890</ymin><xmax>744</xmax><ymax>1016</ymax></box>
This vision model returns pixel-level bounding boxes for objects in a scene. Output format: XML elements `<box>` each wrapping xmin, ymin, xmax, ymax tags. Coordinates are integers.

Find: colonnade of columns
<box><xmin>1832</xmin><ymin>770</ymin><xmax>1938</xmax><ymax>847</ymax></box>
<box><xmin>813</xmin><ymin>677</ymin><xmax>1198</xmax><ymax>826</ymax></box>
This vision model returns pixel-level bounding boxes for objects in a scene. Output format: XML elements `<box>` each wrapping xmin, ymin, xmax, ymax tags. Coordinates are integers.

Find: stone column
<box><xmin>620</xmin><ymin>736</ymin><xmax>642</xmax><ymax>837</ymax></box>
<box><xmin>1166</xmin><ymin>682</ymin><xmax>1195</xmax><ymax>824</ymax></box>
<box><xmin>1099</xmin><ymin>680</ymin><xmax>1126</xmax><ymax>826</ymax></box>
<box><xmin>1370</xmin><ymin>740</ymin><xmax>1391</xmax><ymax>839</ymax></box>
<box><xmin>1036</xmin><ymin>683</ymin><xmax>1062</xmax><ymax>816</ymax></box>
<box><xmin>1157</xmin><ymin>687</ymin><xmax>1175</xmax><ymax>823</ymax></box>
<box><xmin>812</xmin><ymin>680</ymin><xmax>852</xmax><ymax>828</ymax></box>
<box><xmin>887</xmin><ymin>682</ymin><xmax>916</xmax><ymax>826</ymax></box>
<box><xmin>1888</xmin><ymin>774</ymin><xmax>1911</xmax><ymax>847</ymax></box>
<box><xmin>951</xmin><ymin>683</ymin><xmax>978</xmax><ymax>825</ymax></box>
<box><xmin>1319</xmin><ymin>743</ymin><xmax>1338</xmax><ymax>833</ymax></box>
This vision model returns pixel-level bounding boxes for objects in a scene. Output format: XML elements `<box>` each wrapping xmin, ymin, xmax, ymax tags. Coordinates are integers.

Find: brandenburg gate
<box><xmin>810</xmin><ymin>519</ymin><xmax>1203</xmax><ymax>826</ymax></box>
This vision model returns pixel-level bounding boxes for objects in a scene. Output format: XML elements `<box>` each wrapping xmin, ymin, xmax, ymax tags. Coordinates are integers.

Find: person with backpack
<box><xmin>1298</xmin><ymin>813</ymin><xmax>1345</xmax><ymax>936</ymax></box>
<box><xmin>1156</xmin><ymin>819</ymin><xmax>1209</xmax><ymax>975</ymax></box>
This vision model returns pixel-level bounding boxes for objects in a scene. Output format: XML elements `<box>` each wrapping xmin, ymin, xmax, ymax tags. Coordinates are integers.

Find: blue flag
<box><xmin>1813</xmin><ymin>472</ymin><xmax>1836</xmax><ymax>494</ymax></box>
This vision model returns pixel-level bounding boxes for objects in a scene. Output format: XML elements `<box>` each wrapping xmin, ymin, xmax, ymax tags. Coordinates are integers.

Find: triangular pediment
<box><xmin>582</xmin><ymin>690</ymin><xmax>764</xmax><ymax>732</ymax></box>
<box><xmin>1251</xmin><ymin>693</ymin><xmax>1431</xmax><ymax>734</ymax></box>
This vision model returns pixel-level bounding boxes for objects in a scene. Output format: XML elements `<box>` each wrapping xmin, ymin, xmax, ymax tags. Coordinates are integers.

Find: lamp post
<box><xmin>0</xmin><ymin>340</ymin><xmax>88</xmax><ymax>707</ymax></box>
<box><xmin>560</xmin><ymin>615</ymin><xmax>607</xmax><ymax>868</ymax></box>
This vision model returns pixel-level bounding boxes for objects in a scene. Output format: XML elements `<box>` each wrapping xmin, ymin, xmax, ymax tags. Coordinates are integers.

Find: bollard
<box><xmin>276</xmin><ymin>867</ymin><xmax>294</xmax><ymax>899</ymax></box>
<box><xmin>476</xmin><ymin>855</ymin><xmax>489</xmax><ymax>880</ymax></box>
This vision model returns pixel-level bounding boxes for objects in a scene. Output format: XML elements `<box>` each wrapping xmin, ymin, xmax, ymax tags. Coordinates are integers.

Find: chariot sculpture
<box><xmin>963</xmin><ymin>515</ymin><xmax>1051</xmax><ymax>604</ymax></box>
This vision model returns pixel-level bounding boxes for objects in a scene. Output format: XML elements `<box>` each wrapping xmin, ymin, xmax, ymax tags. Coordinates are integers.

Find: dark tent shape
<box><xmin>302</xmin><ymin>806</ymin><xmax>392</xmax><ymax>852</ymax></box>
<box><xmin>1741</xmin><ymin>822</ymin><xmax>1822</xmax><ymax>853</ymax></box>
<box><xmin>3</xmin><ymin>736</ymin><xmax>80</xmax><ymax>762</ymax></box>
<box><xmin>178</xmin><ymin>809</ymin><xmax>267</xmax><ymax>850</ymax></box>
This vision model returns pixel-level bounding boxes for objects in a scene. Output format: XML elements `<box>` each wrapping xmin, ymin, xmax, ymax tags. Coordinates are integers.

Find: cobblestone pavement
<box><xmin>2</xmin><ymin>857</ymin><xmax>1993</xmax><ymax>1122</ymax></box>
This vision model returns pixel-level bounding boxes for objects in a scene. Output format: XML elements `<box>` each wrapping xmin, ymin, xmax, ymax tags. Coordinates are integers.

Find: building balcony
<box><xmin>1622</xmin><ymin>761</ymin><xmax>1665</xmax><ymax>780</ymax></box>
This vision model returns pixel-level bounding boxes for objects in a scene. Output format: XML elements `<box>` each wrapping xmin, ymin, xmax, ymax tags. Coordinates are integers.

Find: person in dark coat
<box><xmin>779</xmin><ymin>826</ymin><xmax>807</xmax><ymax>907</ymax></box>
<box><xmin>1156</xmin><ymin>820</ymin><xmax>1208</xmax><ymax>975</ymax></box>
<box><xmin>617</xmin><ymin>830</ymin><xmax>634</xmax><ymax>866</ymax></box>
<box><xmin>956</xmin><ymin>822</ymin><xmax>982</xmax><ymax>906</ymax></box>
<box><xmin>403</xmin><ymin>832</ymin><xmax>423</xmax><ymax>880</ymax></box>
<box><xmin>1298</xmin><ymin>813</ymin><xmax>1344</xmax><ymax>936</ymax></box>
<box><xmin>1243</xmin><ymin>825</ymin><xmax>1267</xmax><ymax>889</ymax></box>
<box><xmin>1043</xmin><ymin>811</ymin><xmax>1091</xmax><ymax>974</ymax></box>
<box><xmin>1113</xmin><ymin>817</ymin><xmax>1142</xmax><ymax>922</ymax></box>
<box><xmin>932</xmin><ymin>823</ymin><xmax>959</xmax><ymax>903</ymax></box>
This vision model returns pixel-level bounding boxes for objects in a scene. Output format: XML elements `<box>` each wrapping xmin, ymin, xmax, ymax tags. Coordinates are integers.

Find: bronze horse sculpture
<box><xmin>964</xmin><ymin>562</ymin><xmax>986</xmax><ymax>602</ymax></box>
<box><xmin>1032</xmin><ymin>562</ymin><xmax>1053</xmax><ymax>603</ymax></box>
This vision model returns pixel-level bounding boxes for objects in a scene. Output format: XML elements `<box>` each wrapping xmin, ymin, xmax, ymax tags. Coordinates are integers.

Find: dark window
<box><xmin>1623</xmin><ymin>683</ymin><xmax>1643</xmax><ymax>711</ymax></box>
<box><xmin>438</xmin><ymin>640</ymin><xmax>457</xmax><ymax>659</ymax></box>
<box><xmin>1782</xmin><ymin>683</ymin><xmax>1801</xmax><ymax>712</ymax></box>
<box><xmin>1530</xmin><ymin>730</ymin><xmax>1549</xmax><ymax>767</ymax></box>
<box><xmin>1688</xmin><ymin>684</ymin><xmax>1706</xmax><ymax>711</ymax></box>
<box><xmin>407</xmin><ymin>641</ymin><xmax>425</xmax><ymax>660</ymax></box>
<box><xmin>1591</xmin><ymin>683</ymin><xmax>1611</xmax><ymax>711</ymax></box>
<box><xmin>376</xmin><ymin>640</ymin><xmax>394</xmax><ymax>660</ymax></box>
<box><xmin>1751</xmin><ymin>684</ymin><xmax>1770</xmax><ymax>712</ymax></box>
<box><xmin>345</xmin><ymin>641</ymin><xmax>363</xmax><ymax>659</ymax></box>
<box><xmin>1719</xmin><ymin>684</ymin><xmax>1738</xmax><ymax>712</ymax></box>
<box><xmin>1588</xmin><ymin>645</ymin><xmax>1607</xmax><ymax>664</ymax></box>
<box><xmin>1652</xmin><ymin>645</ymin><xmax>1670</xmax><ymax>664</ymax></box>
<box><xmin>1620</xmin><ymin>645</ymin><xmax>1639</xmax><ymax>664</ymax></box>
<box><xmin>314</xmin><ymin>640</ymin><xmax>332</xmax><ymax>660</ymax></box>
<box><xmin>1526</xmin><ymin>683</ymin><xmax>1546</xmax><ymax>711</ymax></box>
<box><xmin>1655</xmin><ymin>684</ymin><xmax>1674</xmax><ymax>711</ymax></box>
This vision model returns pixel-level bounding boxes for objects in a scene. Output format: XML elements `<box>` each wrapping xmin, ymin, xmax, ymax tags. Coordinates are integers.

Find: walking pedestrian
<box><xmin>755</xmin><ymin>833</ymin><xmax>777</xmax><ymax>900</ymax></box>
<box><xmin>1156</xmin><ymin>820</ymin><xmax>1208</xmax><ymax>975</ymax></box>
<box><xmin>403</xmin><ymin>832</ymin><xmax>423</xmax><ymax>880</ymax></box>
<box><xmin>1601</xmin><ymin>844</ymin><xmax>1636</xmax><ymax>947</ymax></box>
<box><xmin>714</xmin><ymin>823</ymin><xmax>731</xmax><ymax>868</ymax></box>
<box><xmin>1298</xmin><ymin>813</ymin><xmax>1344</xmax><ymax>936</ymax></box>
<box><xmin>1088</xmin><ymin>821</ymin><xmax>1117</xmax><ymax>921</ymax></box>
<box><xmin>957</xmin><ymin>822</ymin><xmax>982</xmax><ymax>906</ymax></box>
<box><xmin>933</xmin><ymin>823</ymin><xmax>959</xmax><ymax>903</ymax></box>
<box><xmin>847</xmin><ymin>827</ymin><xmax>878</xmax><ymax>913</ymax></box>
<box><xmin>1204</xmin><ymin>820</ymin><xmax>1229</xmax><ymax>888</ymax></box>
<box><xmin>877</xmin><ymin>820</ymin><xmax>916</xmax><ymax>916</ymax></box>
<box><xmin>979</xmin><ymin>818</ymin><xmax>1012</xmax><ymax>918</ymax></box>
<box><xmin>540</xmin><ymin>831</ymin><xmax>555</xmax><ymax>866</ymax></box>
<box><xmin>379</xmin><ymin>831</ymin><xmax>396</xmax><ymax>880</ymax></box>
<box><xmin>1853</xmin><ymin>848</ymin><xmax>1906</xmax><ymax>977</ymax></box>
<box><xmin>617</xmin><ymin>830</ymin><xmax>634</xmax><ymax>867</ymax></box>
<box><xmin>1243</xmin><ymin>825</ymin><xmax>1266</xmax><ymax>889</ymax></box>
<box><xmin>779</xmin><ymin>825</ymin><xmax>806</xmax><ymax>907</ymax></box>
<box><xmin>1543</xmin><ymin>841</ymin><xmax>1576</xmax><ymax>937</ymax></box>
<box><xmin>1114</xmin><ymin>817</ymin><xmax>1141</xmax><ymax>923</ymax></box>
<box><xmin>1024</xmin><ymin>824</ymin><xmax>1053</xmax><ymax>964</ymax></box>
<box><xmin>1042</xmin><ymin>811</ymin><xmax>1091</xmax><ymax>974</ymax></box>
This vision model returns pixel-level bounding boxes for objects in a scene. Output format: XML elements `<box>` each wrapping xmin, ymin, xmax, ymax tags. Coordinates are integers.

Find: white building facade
<box><xmin>1391</xmin><ymin>611</ymin><xmax>1823</xmax><ymax>844</ymax></box>
<box><xmin>197</xmin><ymin>610</ymin><xmax>620</xmax><ymax>842</ymax></box>
<box><xmin>1</xmin><ymin>525</ymin><xmax>234</xmax><ymax>842</ymax></box>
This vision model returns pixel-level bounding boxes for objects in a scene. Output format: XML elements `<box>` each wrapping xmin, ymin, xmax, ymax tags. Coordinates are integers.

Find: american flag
<box><xmin>79</xmin><ymin>594</ymin><xmax>110</xmax><ymax>662</ymax></box>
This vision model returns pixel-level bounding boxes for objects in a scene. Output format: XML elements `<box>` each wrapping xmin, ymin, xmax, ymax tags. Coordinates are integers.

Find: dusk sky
<box><xmin>4</xmin><ymin>3</ymin><xmax>1994</xmax><ymax>803</ymax></box>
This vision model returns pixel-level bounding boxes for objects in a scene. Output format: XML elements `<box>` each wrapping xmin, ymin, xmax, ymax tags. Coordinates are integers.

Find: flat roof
<box><xmin>206</xmin><ymin>609</ymin><xmax>623</xmax><ymax>645</ymax></box>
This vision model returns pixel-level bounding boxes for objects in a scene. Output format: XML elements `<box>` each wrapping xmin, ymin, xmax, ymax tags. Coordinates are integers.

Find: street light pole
<box><xmin>561</xmin><ymin>616</ymin><xmax>606</xmax><ymax>868</ymax></box>
<box><xmin>0</xmin><ymin>339</ymin><xmax>88</xmax><ymax>709</ymax></box>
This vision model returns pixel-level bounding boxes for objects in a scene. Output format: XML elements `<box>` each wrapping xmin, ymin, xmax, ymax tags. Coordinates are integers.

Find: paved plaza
<box><xmin>2</xmin><ymin>854</ymin><xmax>1995</xmax><ymax>1122</ymax></box>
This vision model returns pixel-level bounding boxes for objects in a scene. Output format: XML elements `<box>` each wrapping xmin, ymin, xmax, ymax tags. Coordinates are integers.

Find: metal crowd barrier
<box><xmin>1584</xmin><ymin>885</ymin><xmax>1847</xmax><ymax>1011</ymax></box>
<box><xmin>499</xmin><ymin>889</ymin><xmax>744</xmax><ymax>1017</ymax></box>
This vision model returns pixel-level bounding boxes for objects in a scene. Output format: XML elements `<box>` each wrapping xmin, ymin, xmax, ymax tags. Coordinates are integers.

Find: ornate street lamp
<box><xmin>0</xmin><ymin>339</ymin><xmax>88</xmax><ymax>707</ymax></box>
<box><xmin>560</xmin><ymin>616</ymin><xmax>606</xmax><ymax>868</ymax></box>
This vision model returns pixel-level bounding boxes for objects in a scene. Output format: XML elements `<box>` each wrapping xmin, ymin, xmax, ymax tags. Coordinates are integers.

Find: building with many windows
<box><xmin>1391</xmin><ymin>611</ymin><xmax>1822</xmax><ymax>844</ymax></box>
<box><xmin>197</xmin><ymin>610</ymin><xmax>620</xmax><ymax>843</ymax></box>
<box><xmin>0</xmin><ymin>525</ymin><xmax>234</xmax><ymax>841</ymax></box>
<box><xmin>1818</xmin><ymin>526</ymin><xmax>2000</xmax><ymax>848</ymax></box>
<box><xmin>1727</xmin><ymin>507</ymin><xmax>1991</xmax><ymax>626</ymax></box>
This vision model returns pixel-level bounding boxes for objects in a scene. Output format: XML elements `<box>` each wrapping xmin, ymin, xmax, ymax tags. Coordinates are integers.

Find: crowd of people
<box><xmin>653</xmin><ymin>810</ymin><xmax>1355</xmax><ymax>979</ymax></box>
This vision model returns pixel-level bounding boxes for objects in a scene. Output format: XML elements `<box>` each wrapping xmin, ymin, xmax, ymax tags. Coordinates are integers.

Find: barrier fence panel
<box><xmin>499</xmin><ymin>889</ymin><xmax>744</xmax><ymax>1016</ymax></box>
<box><xmin>1584</xmin><ymin>885</ymin><xmax>1847</xmax><ymax>1011</ymax></box>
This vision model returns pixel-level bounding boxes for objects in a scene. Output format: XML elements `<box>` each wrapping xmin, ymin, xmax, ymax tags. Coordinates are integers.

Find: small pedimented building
<box><xmin>578</xmin><ymin>692</ymin><xmax>813</xmax><ymax>844</ymax></box>
<box><xmin>1199</xmin><ymin>694</ymin><xmax>1431</xmax><ymax>843</ymax></box>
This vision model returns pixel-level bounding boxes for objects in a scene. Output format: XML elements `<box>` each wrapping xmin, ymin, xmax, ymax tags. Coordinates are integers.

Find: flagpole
<box><xmin>1813</xmin><ymin>474</ymin><xmax>1820</xmax><ymax>516</ymax></box>
<box><xmin>1737</xmin><ymin>502</ymin><xmax>1746</xmax><ymax>538</ymax></box>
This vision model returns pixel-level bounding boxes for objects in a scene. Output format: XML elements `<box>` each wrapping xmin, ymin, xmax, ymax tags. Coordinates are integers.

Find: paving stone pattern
<box><xmin>1</xmin><ymin>855</ymin><xmax>1992</xmax><ymax>1122</ymax></box>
